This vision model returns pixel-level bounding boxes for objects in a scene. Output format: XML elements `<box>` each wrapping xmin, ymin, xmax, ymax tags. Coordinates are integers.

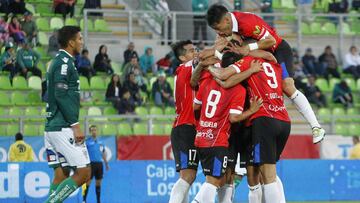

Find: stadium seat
<box><xmin>281</xmin><ymin>0</ymin><xmax>295</xmax><ymax>8</ymax></box>
<box><xmin>344</xmin><ymin>78</ymin><xmax>356</xmax><ymax>91</ymax></box>
<box><xmin>91</xmin><ymin>91</ymin><xmax>108</xmax><ymax>105</ymax></box>
<box><xmin>38</xmin><ymin>124</ymin><xmax>45</xmax><ymax>136</ymax></box>
<box><xmin>28</xmin><ymin>76</ymin><xmax>42</xmax><ymax>90</ymax></box>
<box><xmin>88</xmin><ymin>106</ymin><xmax>105</xmax><ymax>121</ymax></box>
<box><xmin>315</xmin><ymin>78</ymin><xmax>330</xmax><ymax>92</ymax></box>
<box><xmin>135</xmin><ymin>107</ymin><xmax>148</xmax><ymax>117</ymax></box>
<box><xmin>12</xmin><ymin>76</ymin><xmax>28</xmax><ymax>89</ymax></box>
<box><xmin>38</xmin><ymin>32</ymin><xmax>49</xmax><ymax>46</ymax></box>
<box><xmin>310</xmin><ymin>22</ymin><xmax>322</xmax><ymax>34</ymax></box>
<box><xmin>149</xmin><ymin>106</ymin><xmax>163</xmax><ymax>115</ymax></box>
<box><xmin>11</xmin><ymin>92</ymin><xmax>28</xmax><ymax>105</ymax></box>
<box><xmin>0</xmin><ymin>92</ymin><xmax>11</xmax><ymax>106</ymax></box>
<box><xmin>9</xmin><ymin>107</ymin><xmax>23</xmax><ymax>121</ymax></box>
<box><xmin>0</xmin><ymin>125</ymin><xmax>6</xmax><ymax>135</ymax></box>
<box><xmin>79</xmin><ymin>108</ymin><xmax>87</xmax><ymax>121</ymax></box>
<box><xmin>90</xmin><ymin>76</ymin><xmax>106</xmax><ymax>90</ymax></box>
<box><xmin>6</xmin><ymin>124</ymin><xmax>19</xmax><ymax>136</ymax></box>
<box><xmin>272</xmin><ymin>0</ymin><xmax>281</xmax><ymax>9</ymax></box>
<box><xmin>164</xmin><ymin>124</ymin><xmax>172</xmax><ymax>135</ymax></box>
<box><xmin>28</xmin><ymin>91</ymin><xmax>42</xmax><ymax>105</ymax></box>
<box><xmin>94</xmin><ymin>19</ymin><xmax>111</xmax><ymax>32</ymax></box>
<box><xmin>133</xmin><ymin>123</ymin><xmax>148</xmax><ymax>135</ymax></box>
<box><xmin>80</xmin><ymin>19</ymin><xmax>94</xmax><ymax>32</ymax></box>
<box><xmin>24</xmin><ymin>124</ymin><xmax>39</xmax><ymax>136</ymax></box>
<box><xmin>0</xmin><ymin>76</ymin><xmax>12</xmax><ymax>89</ymax></box>
<box><xmin>50</xmin><ymin>17</ymin><xmax>64</xmax><ymax>30</ymax></box>
<box><xmin>301</xmin><ymin>22</ymin><xmax>311</xmax><ymax>35</ymax></box>
<box><xmin>351</xmin><ymin>21</ymin><xmax>360</xmax><ymax>34</ymax></box>
<box><xmin>36</xmin><ymin>17</ymin><xmax>50</xmax><ymax>31</ymax></box>
<box><xmin>65</xmin><ymin>18</ymin><xmax>78</xmax><ymax>26</ymax></box>
<box><xmin>318</xmin><ymin>108</ymin><xmax>331</xmax><ymax>123</ymax></box>
<box><xmin>117</xmin><ymin>123</ymin><xmax>133</xmax><ymax>136</ymax></box>
<box><xmin>110</xmin><ymin>62</ymin><xmax>122</xmax><ymax>74</ymax></box>
<box><xmin>0</xmin><ymin>107</ymin><xmax>7</xmax><ymax>122</ymax></box>
<box><xmin>104</xmin><ymin>106</ymin><xmax>118</xmax><ymax>115</ymax></box>
<box><xmin>349</xmin><ymin>124</ymin><xmax>360</xmax><ymax>136</ymax></box>
<box><xmin>24</xmin><ymin>107</ymin><xmax>39</xmax><ymax>121</ymax></box>
<box><xmin>164</xmin><ymin>106</ymin><xmax>175</xmax><ymax>115</ymax></box>
<box><xmin>101</xmin><ymin>124</ymin><xmax>117</xmax><ymax>135</ymax></box>
<box><xmin>149</xmin><ymin>77</ymin><xmax>157</xmax><ymax>91</ymax></box>
<box><xmin>332</xmin><ymin>107</ymin><xmax>346</xmax><ymax>122</ymax></box>
<box><xmin>322</xmin><ymin>22</ymin><xmax>337</xmax><ymax>35</ymax></box>
<box><xmin>36</xmin><ymin>4</ymin><xmax>54</xmax><ymax>17</ymax></box>
<box><xmin>343</xmin><ymin>23</ymin><xmax>355</xmax><ymax>36</ymax></box>
<box><xmin>34</xmin><ymin>46</ymin><xmax>49</xmax><ymax>59</ymax></box>
<box><xmin>335</xmin><ymin>124</ymin><xmax>348</xmax><ymax>136</ymax></box>
<box><xmin>79</xmin><ymin>76</ymin><xmax>90</xmax><ymax>90</ymax></box>
<box><xmin>25</xmin><ymin>4</ymin><xmax>36</xmax><ymax>15</ymax></box>
<box><xmin>166</xmin><ymin>76</ymin><xmax>175</xmax><ymax>90</ymax></box>
<box><xmin>151</xmin><ymin>124</ymin><xmax>164</xmax><ymax>135</ymax></box>
<box><xmin>329</xmin><ymin>78</ymin><xmax>340</xmax><ymax>90</ymax></box>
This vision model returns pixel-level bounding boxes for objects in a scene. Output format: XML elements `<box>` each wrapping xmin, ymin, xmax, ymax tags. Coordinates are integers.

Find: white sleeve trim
<box><xmin>70</xmin><ymin>122</ymin><xmax>79</xmax><ymax>126</ymax></box>
<box><xmin>231</xmin><ymin>64</ymin><xmax>241</xmax><ymax>73</ymax></box>
<box><xmin>230</xmin><ymin>109</ymin><xmax>242</xmax><ymax>115</ymax></box>
<box><xmin>260</xmin><ymin>30</ymin><xmax>271</xmax><ymax>40</ymax></box>
<box><xmin>194</xmin><ymin>98</ymin><xmax>202</xmax><ymax>105</ymax></box>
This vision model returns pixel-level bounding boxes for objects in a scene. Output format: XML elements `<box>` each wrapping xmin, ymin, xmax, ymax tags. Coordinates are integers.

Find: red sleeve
<box><xmin>194</xmin><ymin>82</ymin><xmax>204</xmax><ymax>105</ymax></box>
<box><xmin>229</xmin><ymin>86</ymin><xmax>246</xmax><ymax>115</ymax></box>
<box><xmin>233</xmin><ymin>56</ymin><xmax>253</xmax><ymax>72</ymax></box>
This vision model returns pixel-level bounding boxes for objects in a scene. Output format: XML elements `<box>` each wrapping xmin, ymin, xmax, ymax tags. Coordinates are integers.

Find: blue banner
<box><xmin>0</xmin><ymin>160</ymin><xmax>360</xmax><ymax>202</ymax></box>
<box><xmin>0</xmin><ymin>136</ymin><xmax>117</xmax><ymax>162</ymax></box>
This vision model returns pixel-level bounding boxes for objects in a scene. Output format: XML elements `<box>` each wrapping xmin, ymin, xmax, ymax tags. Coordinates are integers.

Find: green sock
<box><xmin>45</xmin><ymin>177</ymin><xmax>78</xmax><ymax>203</ymax></box>
<box><xmin>48</xmin><ymin>183</ymin><xmax>59</xmax><ymax>196</ymax></box>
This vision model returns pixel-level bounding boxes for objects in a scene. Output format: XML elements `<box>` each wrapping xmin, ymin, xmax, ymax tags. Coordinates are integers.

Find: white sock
<box><xmin>218</xmin><ymin>184</ymin><xmax>234</xmax><ymax>203</ymax></box>
<box><xmin>261</xmin><ymin>185</ymin><xmax>265</xmax><ymax>203</ymax></box>
<box><xmin>169</xmin><ymin>178</ymin><xmax>190</xmax><ymax>203</ymax></box>
<box><xmin>248</xmin><ymin>184</ymin><xmax>262</xmax><ymax>203</ymax></box>
<box><xmin>290</xmin><ymin>90</ymin><xmax>321</xmax><ymax>129</ymax></box>
<box><xmin>263</xmin><ymin>182</ymin><xmax>280</xmax><ymax>203</ymax></box>
<box><xmin>276</xmin><ymin>176</ymin><xmax>286</xmax><ymax>203</ymax></box>
<box><xmin>182</xmin><ymin>187</ymin><xmax>189</xmax><ymax>203</ymax></box>
<box><xmin>191</xmin><ymin>182</ymin><xmax>217</xmax><ymax>203</ymax></box>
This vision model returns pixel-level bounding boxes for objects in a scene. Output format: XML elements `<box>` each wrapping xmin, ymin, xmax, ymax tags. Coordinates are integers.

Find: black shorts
<box><xmin>274</xmin><ymin>40</ymin><xmax>294</xmax><ymax>78</ymax></box>
<box><xmin>90</xmin><ymin>162</ymin><xmax>103</xmax><ymax>180</ymax></box>
<box><xmin>171</xmin><ymin>124</ymin><xmax>199</xmax><ymax>172</ymax></box>
<box><xmin>228</xmin><ymin>123</ymin><xmax>252</xmax><ymax>170</ymax></box>
<box><xmin>250</xmin><ymin>117</ymin><xmax>291</xmax><ymax>165</ymax></box>
<box><xmin>197</xmin><ymin>146</ymin><xmax>229</xmax><ymax>178</ymax></box>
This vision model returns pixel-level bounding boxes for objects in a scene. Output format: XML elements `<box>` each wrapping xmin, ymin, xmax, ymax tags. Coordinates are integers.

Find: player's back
<box><xmin>233</xmin><ymin>56</ymin><xmax>290</xmax><ymax>123</ymax></box>
<box><xmin>195</xmin><ymin>73</ymin><xmax>246</xmax><ymax>148</ymax></box>
<box><xmin>173</xmin><ymin>60</ymin><xmax>196</xmax><ymax>127</ymax></box>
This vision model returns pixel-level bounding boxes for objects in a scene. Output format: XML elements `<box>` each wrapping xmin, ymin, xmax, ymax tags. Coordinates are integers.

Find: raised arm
<box><xmin>208</xmin><ymin>65</ymin><xmax>237</xmax><ymax>80</ymax></box>
<box><xmin>249</xmin><ymin>50</ymin><xmax>277</xmax><ymax>63</ymax></box>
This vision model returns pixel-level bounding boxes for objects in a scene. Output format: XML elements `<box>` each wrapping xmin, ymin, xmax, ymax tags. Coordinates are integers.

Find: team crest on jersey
<box><xmin>62</xmin><ymin>57</ymin><xmax>69</xmax><ymax>63</ymax></box>
<box><xmin>253</xmin><ymin>25</ymin><xmax>261</xmax><ymax>35</ymax></box>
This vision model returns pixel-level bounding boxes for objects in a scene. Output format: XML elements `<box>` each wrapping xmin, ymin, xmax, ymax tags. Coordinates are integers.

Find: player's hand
<box><xmin>213</xmin><ymin>36</ymin><xmax>228</xmax><ymax>52</ymax></box>
<box><xmin>226</xmin><ymin>41</ymin><xmax>250</xmax><ymax>56</ymax></box>
<box><xmin>250</xmin><ymin>60</ymin><xmax>263</xmax><ymax>73</ymax></box>
<box><xmin>199</xmin><ymin>48</ymin><xmax>216</xmax><ymax>60</ymax></box>
<box><xmin>105</xmin><ymin>163</ymin><xmax>110</xmax><ymax>171</ymax></box>
<box><xmin>249</xmin><ymin>96</ymin><xmax>263</xmax><ymax>113</ymax></box>
<box><xmin>72</xmin><ymin>125</ymin><xmax>85</xmax><ymax>144</ymax></box>
<box><xmin>208</xmin><ymin>66</ymin><xmax>221</xmax><ymax>79</ymax></box>
<box><xmin>199</xmin><ymin>56</ymin><xmax>219</xmax><ymax>67</ymax></box>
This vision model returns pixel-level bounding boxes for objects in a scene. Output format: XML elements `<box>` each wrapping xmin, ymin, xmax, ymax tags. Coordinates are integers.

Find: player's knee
<box><xmin>77</xmin><ymin>167</ymin><xmax>92</xmax><ymax>183</ymax></box>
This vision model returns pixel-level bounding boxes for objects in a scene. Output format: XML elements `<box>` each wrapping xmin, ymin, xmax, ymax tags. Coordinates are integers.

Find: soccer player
<box><xmin>206</xmin><ymin>4</ymin><xmax>325</xmax><ymax>144</ymax></box>
<box><xmin>191</xmin><ymin>60</ymin><xmax>262</xmax><ymax>203</ymax></box>
<box><xmin>44</xmin><ymin>26</ymin><xmax>91</xmax><ymax>203</ymax></box>
<box><xmin>215</xmin><ymin>52</ymin><xmax>291</xmax><ymax>203</ymax></box>
<box><xmin>169</xmin><ymin>40</ymin><xmax>200</xmax><ymax>203</ymax></box>
<box><xmin>83</xmin><ymin>125</ymin><xmax>109</xmax><ymax>203</ymax></box>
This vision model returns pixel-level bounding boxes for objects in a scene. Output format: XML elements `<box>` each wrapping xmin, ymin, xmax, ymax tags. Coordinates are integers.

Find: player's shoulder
<box><xmin>175</xmin><ymin>60</ymin><xmax>193</xmax><ymax>74</ymax></box>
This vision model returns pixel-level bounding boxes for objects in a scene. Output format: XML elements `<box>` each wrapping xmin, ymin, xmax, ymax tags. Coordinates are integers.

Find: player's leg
<box><xmin>259</xmin><ymin>164</ymin><xmax>280</xmax><ymax>203</ymax></box>
<box><xmin>45</xmin><ymin>128</ymin><xmax>91</xmax><ymax>203</ymax></box>
<box><xmin>83</xmin><ymin>163</ymin><xmax>95</xmax><ymax>203</ymax></box>
<box><xmin>49</xmin><ymin>166</ymin><xmax>70</xmax><ymax>195</ymax></box>
<box><xmin>247</xmin><ymin>165</ymin><xmax>262</xmax><ymax>203</ymax></box>
<box><xmin>169</xmin><ymin>125</ymin><xmax>198</xmax><ymax>203</ymax></box>
<box><xmin>94</xmin><ymin>162</ymin><xmax>104</xmax><ymax>203</ymax></box>
<box><xmin>275</xmin><ymin>40</ymin><xmax>325</xmax><ymax>144</ymax></box>
<box><xmin>218</xmin><ymin>168</ymin><xmax>235</xmax><ymax>203</ymax></box>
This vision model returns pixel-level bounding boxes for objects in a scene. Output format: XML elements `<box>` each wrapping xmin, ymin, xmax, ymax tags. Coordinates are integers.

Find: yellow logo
<box><xmin>253</xmin><ymin>25</ymin><xmax>261</xmax><ymax>35</ymax></box>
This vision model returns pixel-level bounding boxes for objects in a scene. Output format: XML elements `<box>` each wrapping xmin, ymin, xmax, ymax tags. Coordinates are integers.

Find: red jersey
<box><xmin>232</xmin><ymin>56</ymin><xmax>290</xmax><ymax>123</ymax></box>
<box><xmin>173</xmin><ymin>60</ymin><xmax>196</xmax><ymax>127</ymax></box>
<box><xmin>231</xmin><ymin>11</ymin><xmax>282</xmax><ymax>52</ymax></box>
<box><xmin>194</xmin><ymin>75</ymin><xmax>246</xmax><ymax>148</ymax></box>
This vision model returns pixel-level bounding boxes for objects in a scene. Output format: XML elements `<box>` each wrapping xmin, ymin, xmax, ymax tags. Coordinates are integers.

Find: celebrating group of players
<box><xmin>168</xmin><ymin>4</ymin><xmax>326</xmax><ymax>203</ymax></box>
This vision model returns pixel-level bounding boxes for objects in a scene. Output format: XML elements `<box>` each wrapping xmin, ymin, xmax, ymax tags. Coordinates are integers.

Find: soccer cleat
<box><xmin>312</xmin><ymin>127</ymin><xmax>326</xmax><ymax>144</ymax></box>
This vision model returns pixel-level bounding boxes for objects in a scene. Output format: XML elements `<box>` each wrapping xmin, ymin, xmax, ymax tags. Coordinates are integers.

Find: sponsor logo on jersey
<box><xmin>268</xmin><ymin>104</ymin><xmax>286</xmax><ymax>112</ymax></box>
<box><xmin>199</xmin><ymin>120</ymin><xmax>218</xmax><ymax>128</ymax></box>
<box><xmin>253</xmin><ymin>25</ymin><xmax>261</xmax><ymax>35</ymax></box>
<box><xmin>196</xmin><ymin>129</ymin><xmax>214</xmax><ymax>140</ymax></box>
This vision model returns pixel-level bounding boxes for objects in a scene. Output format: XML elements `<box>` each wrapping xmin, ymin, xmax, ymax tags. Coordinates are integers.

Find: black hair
<box><xmin>15</xmin><ymin>132</ymin><xmax>23</xmax><ymax>141</ymax></box>
<box><xmin>89</xmin><ymin>125</ymin><xmax>97</xmax><ymax>131</ymax></box>
<box><xmin>171</xmin><ymin>40</ymin><xmax>193</xmax><ymax>61</ymax></box>
<box><xmin>99</xmin><ymin>44</ymin><xmax>107</xmax><ymax>54</ymax></box>
<box><xmin>58</xmin><ymin>26</ymin><xmax>81</xmax><ymax>48</ymax></box>
<box><xmin>206</xmin><ymin>4</ymin><xmax>229</xmax><ymax>27</ymax></box>
<box><xmin>82</xmin><ymin>49</ymin><xmax>89</xmax><ymax>55</ymax></box>
<box><xmin>221</xmin><ymin>52</ymin><xmax>243</xmax><ymax>68</ymax></box>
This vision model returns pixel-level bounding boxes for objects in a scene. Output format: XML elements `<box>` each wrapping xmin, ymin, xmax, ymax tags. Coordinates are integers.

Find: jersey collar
<box><xmin>59</xmin><ymin>49</ymin><xmax>74</xmax><ymax>59</ymax></box>
<box><xmin>230</xmin><ymin>12</ymin><xmax>238</xmax><ymax>33</ymax></box>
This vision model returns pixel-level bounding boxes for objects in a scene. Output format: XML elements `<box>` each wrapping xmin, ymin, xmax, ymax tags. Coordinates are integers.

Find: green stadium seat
<box><xmin>101</xmin><ymin>124</ymin><xmax>117</xmax><ymax>135</ymax></box>
<box><xmin>65</xmin><ymin>18</ymin><xmax>78</xmax><ymax>26</ymax></box>
<box><xmin>11</xmin><ymin>92</ymin><xmax>28</xmax><ymax>105</ymax></box>
<box><xmin>79</xmin><ymin>76</ymin><xmax>90</xmax><ymax>90</ymax></box>
<box><xmin>79</xmin><ymin>108</ymin><xmax>87</xmax><ymax>121</ymax></box>
<box><xmin>12</xmin><ymin>76</ymin><xmax>28</xmax><ymax>90</ymax></box>
<box><xmin>36</xmin><ymin>4</ymin><xmax>54</xmax><ymax>17</ymax></box>
<box><xmin>117</xmin><ymin>123</ymin><xmax>133</xmax><ymax>136</ymax></box>
<box><xmin>0</xmin><ymin>92</ymin><xmax>11</xmax><ymax>106</ymax></box>
<box><xmin>301</xmin><ymin>22</ymin><xmax>311</xmax><ymax>35</ymax></box>
<box><xmin>335</xmin><ymin>124</ymin><xmax>348</xmax><ymax>136</ymax></box>
<box><xmin>315</xmin><ymin>78</ymin><xmax>330</xmax><ymax>92</ymax></box>
<box><xmin>318</xmin><ymin>107</ymin><xmax>331</xmax><ymax>123</ymax></box>
<box><xmin>344</xmin><ymin>78</ymin><xmax>356</xmax><ymax>91</ymax></box>
<box><xmin>88</xmin><ymin>106</ymin><xmax>105</xmax><ymax>121</ymax></box>
<box><xmin>166</xmin><ymin>76</ymin><xmax>174</xmax><ymax>90</ymax></box>
<box><xmin>28</xmin><ymin>91</ymin><xmax>42</xmax><ymax>105</ymax></box>
<box><xmin>6</xmin><ymin>124</ymin><xmax>19</xmax><ymax>136</ymax></box>
<box><xmin>24</xmin><ymin>106</ymin><xmax>38</xmax><ymax>121</ymax></box>
<box><xmin>164</xmin><ymin>124</ymin><xmax>172</xmax><ymax>135</ymax></box>
<box><xmin>110</xmin><ymin>62</ymin><xmax>122</xmax><ymax>74</ymax></box>
<box><xmin>164</xmin><ymin>106</ymin><xmax>175</xmax><ymax>115</ymax></box>
<box><xmin>36</xmin><ymin>18</ymin><xmax>50</xmax><ymax>31</ymax></box>
<box><xmin>149</xmin><ymin>77</ymin><xmax>157</xmax><ymax>89</ymax></box>
<box><xmin>0</xmin><ymin>125</ymin><xmax>6</xmax><ymax>135</ymax></box>
<box><xmin>0</xmin><ymin>76</ymin><xmax>12</xmax><ymax>89</ymax></box>
<box><xmin>133</xmin><ymin>123</ymin><xmax>148</xmax><ymax>135</ymax></box>
<box><xmin>38</xmin><ymin>62</ymin><xmax>46</xmax><ymax>74</ymax></box>
<box><xmin>9</xmin><ymin>107</ymin><xmax>23</xmax><ymax>121</ymax></box>
<box><xmin>91</xmin><ymin>91</ymin><xmax>108</xmax><ymax>105</ymax></box>
<box><xmin>151</xmin><ymin>124</ymin><xmax>164</xmax><ymax>135</ymax></box>
<box><xmin>347</xmin><ymin>108</ymin><xmax>360</xmax><ymax>122</ymax></box>
<box><xmin>50</xmin><ymin>17</ymin><xmax>64</xmax><ymax>30</ymax></box>
<box><xmin>34</xmin><ymin>46</ymin><xmax>49</xmax><ymax>59</ymax></box>
<box><xmin>349</xmin><ymin>124</ymin><xmax>360</xmax><ymax>136</ymax></box>
<box><xmin>104</xmin><ymin>106</ymin><xmax>118</xmax><ymax>115</ymax></box>
<box><xmin>135</xmin><ymin>106</ymin><xmax>148</xmax><ymax>116</ymax></box>
<box><xmin>25</xmin><ymin>4</ymin><xmax>36</xmax><ymax>14</ymax></box>
<box><xmin>351</xmin><ymin>21</ymin><xmax>360</xmax><ymax>34</ymax></box>
<box><xmin>28</xmin><ymin>76</ymin><xmax>42</xmax><ymax>90</ymax></box>
<box><xmin>281</xmin><ymin>0</ymin><xmax>295</xmax><ymax>8</ymax></box>
<box><xmin>80</xmin><ymin>19</ymin><xmax>94</xmax><ymax>32</ymax></box>
<box><xmin>38</xmin><ymin>32</ymin><xmax>49</xmax><ymax>46</ymax></box>
<box><xmin>94</xmin><ymin>19</ymin><xmax>111</xmax><ymax>32</ymax></box>
<box><xmin>310</xmin><ymin>22</ymin><xmax>322</xmax><ymax>34</ymax></box>
<box><xmin>150</xmin><ymin>106</ymin><xmax>163</xmax><ymax>115</ymax></box>
<box><xmin>272</xmin><ymin>0</ymin><xmax>281</xmax><ymax>9</ymax></box>
<box><xmin>24</xmin><ymin>124</ymin><xmax>39</xmax><ymax>136</ymax></box>
<box><xmin>90</xmin><ymin>76</ymin><xmax>106</xmax><ymax>90</ymax></box>
<box><xmin>343</xmin><ymin>23</ymin><xmax>355</xmax><ymax>36</ymax></box>
<box><xmin>0</xmin><ymin>107</ymin><xmax>7</xmax><ymax>122</ymax></box>
<box><xmin>332</xmin><ymin>107</ymin><xmax>346</xmax><ymax>122</ymax></box>
<box><xmin>329</xmin><ymin>78</ymin><xmax>340</xmax><ymax>90</ymax></box>
<box><xmin>322</xmin><ymin>22</ymin><xmax>337</xmax><ymax>35</ymax></box>
<box><xmin>38</xmin><ymin>124</ymin><xmax>45</xmax><ymax>136</ymax></box>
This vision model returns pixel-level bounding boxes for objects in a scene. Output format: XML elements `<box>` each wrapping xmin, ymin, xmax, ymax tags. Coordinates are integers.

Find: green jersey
<box><xmin>45</xmin><ymin>49</ymin><xmax>80</xmax><ymax>131</ymax></box>
<box><xmin>16</xmin><ymin>48</ymin><xmax>40</xmax><ymax>69</ymax></box>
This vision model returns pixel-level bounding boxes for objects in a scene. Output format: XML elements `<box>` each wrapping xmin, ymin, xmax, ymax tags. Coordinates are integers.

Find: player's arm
<box><xmin>214</xmin><ymin>60</ymin><xmax>262</xmax><ymax>89</ymax></box>
<box><xmin>229</xmin><ymin>96</ymin><xmax>263</xmax><ymax>123</ymax></box>
<box><xmin>190</xmin><ymin>57</ymin><xmax>219</xmax><ymax>88</ymax></box>
<box><xmin>193</xmin><ymin>90</ymin><xmax>203</xmax><ymax>120</ymax></box>
<box><xmin>208</xmin><ymin>66</ymin><xmax>237</xmax><ymax>80</ymax></box>
<box><xmin>249</xmin><ymin>50</ymin><xmax>277</xmax><ymax>63</ymax></box>
<box><xmin>102</xmin><ymin>146</ymin><xmax>109</xmax><ymax>170</ymax></box>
